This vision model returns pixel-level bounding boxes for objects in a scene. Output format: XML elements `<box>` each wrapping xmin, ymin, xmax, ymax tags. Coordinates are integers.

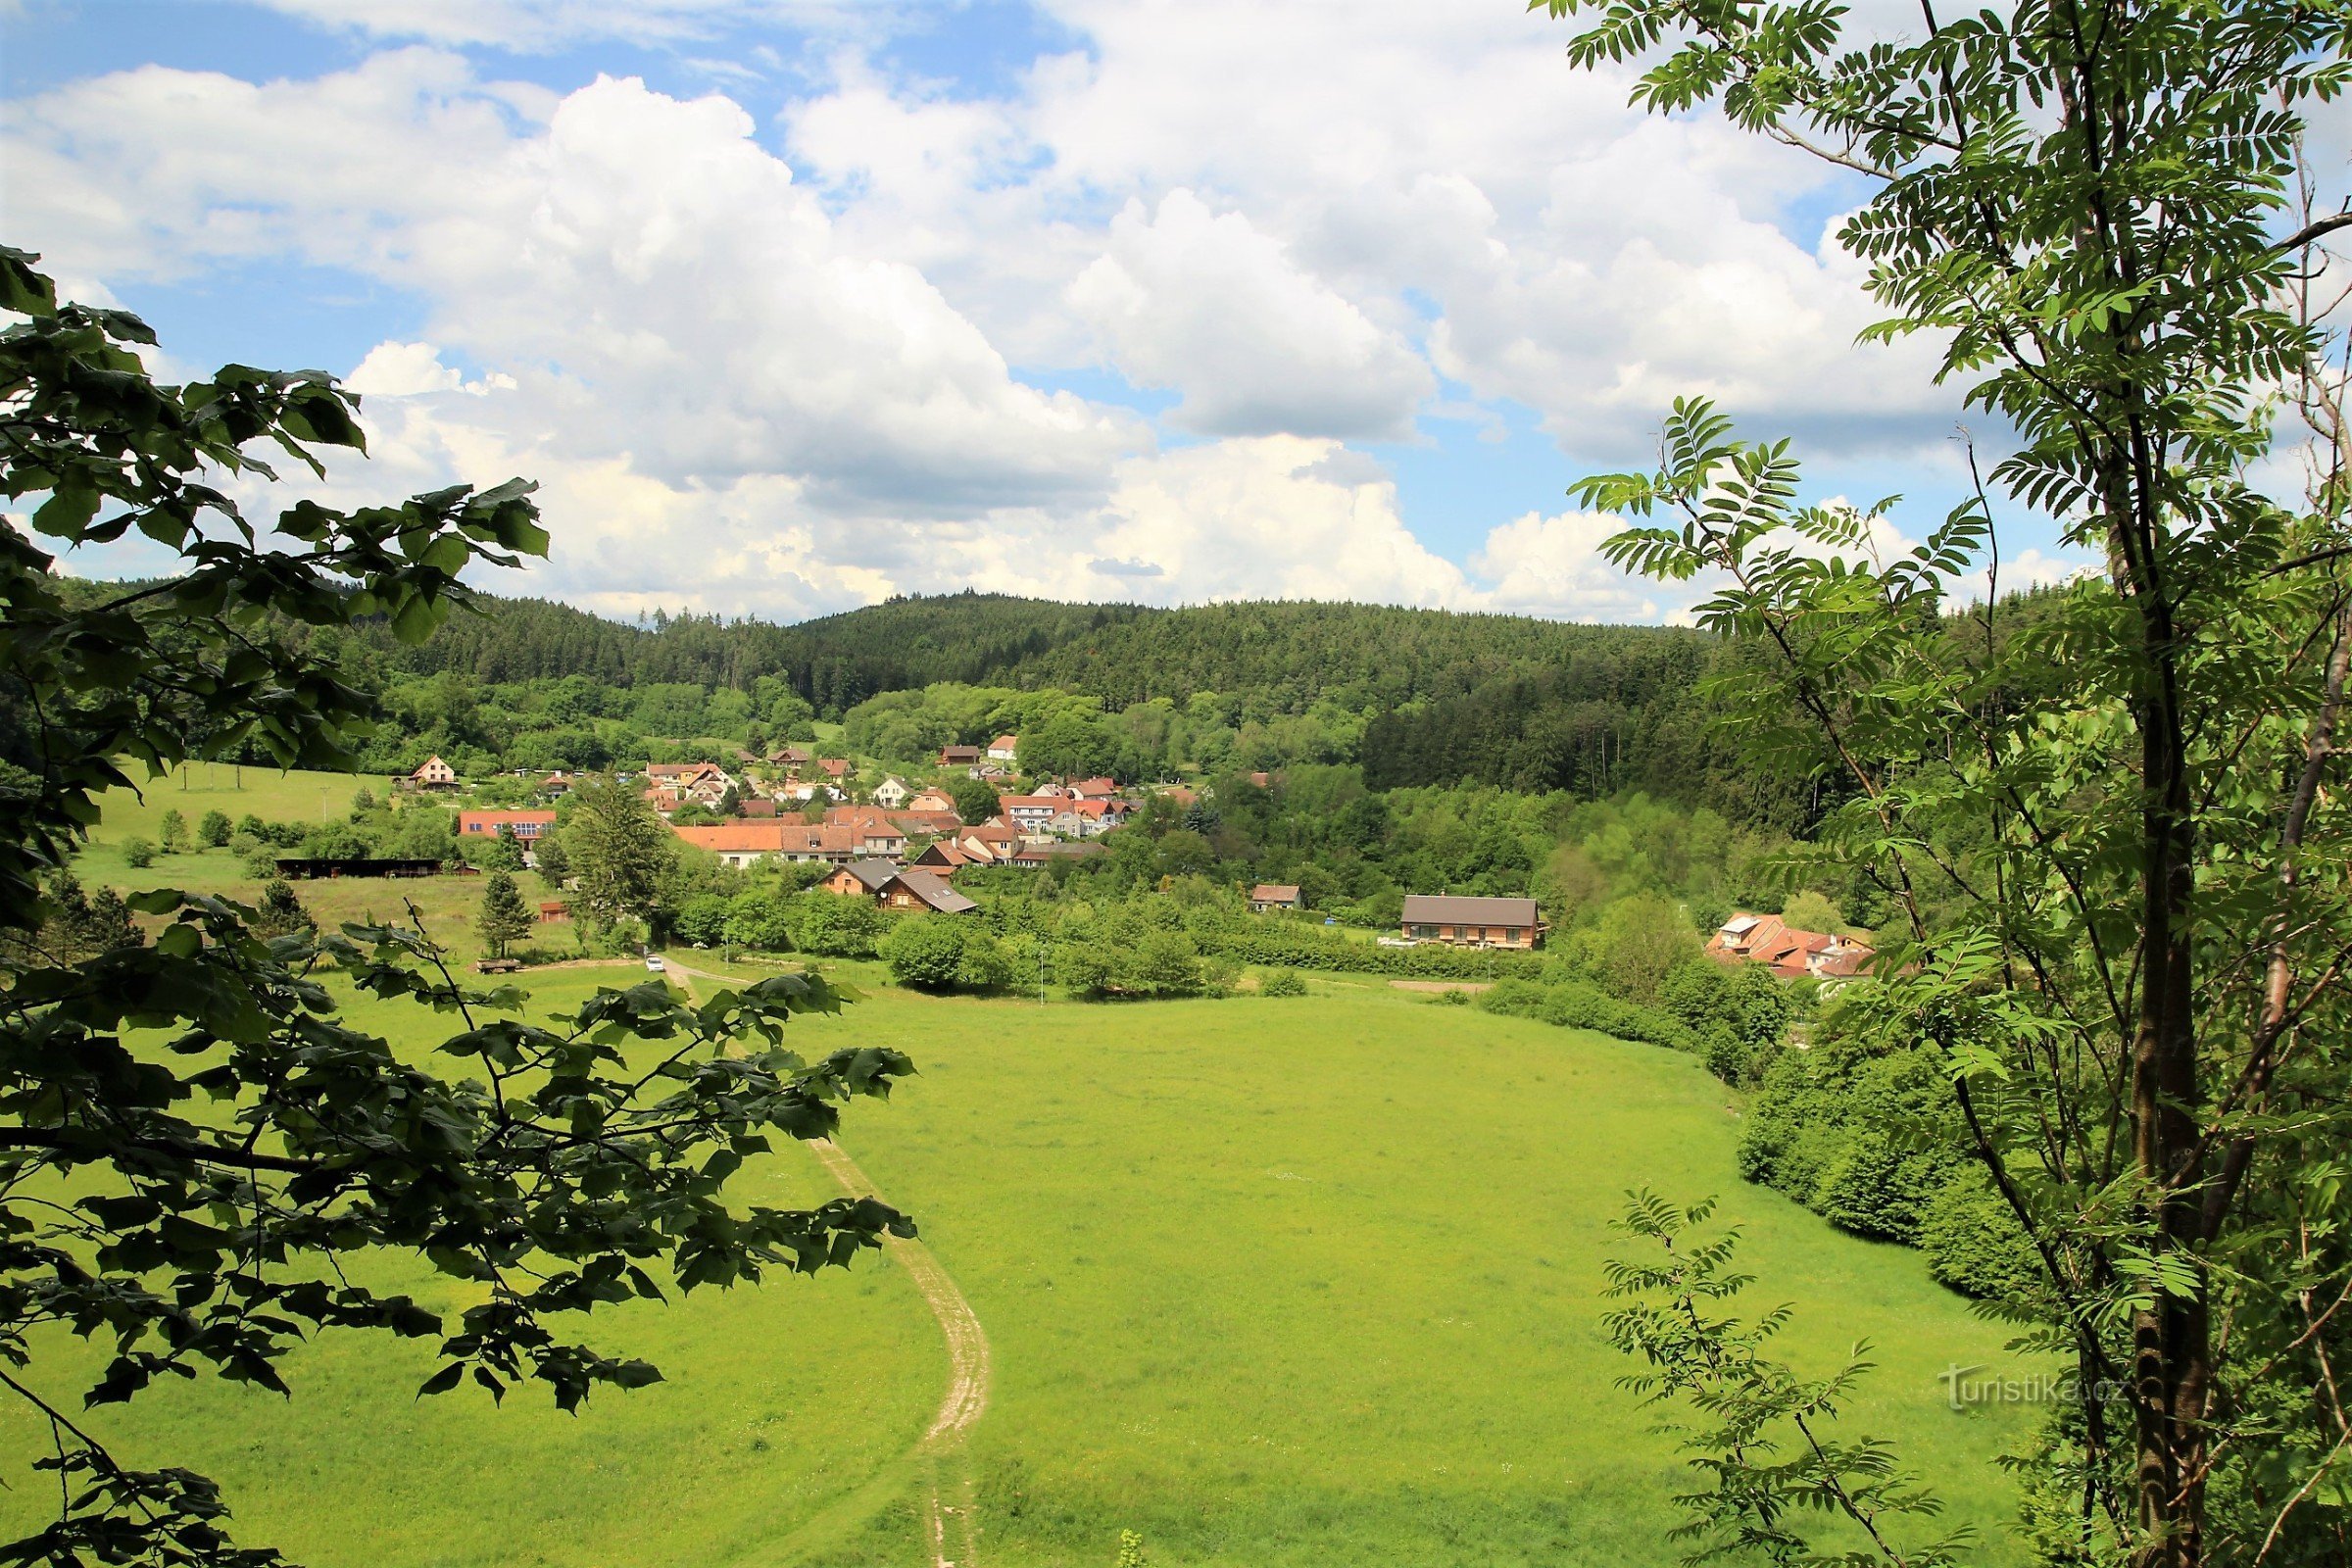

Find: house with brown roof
<box><xmin>819</xmin><ymin>806</ymin><xmax>913</xmax><ymax>858</ymax></box>
<box><xmin>408</xmin><ymin>755</ymin><xmax>458</xmax><ymax>790</ymax></box>
<box><xmin>1810</xmin><ymin>934</ymin><xmax>1877</xmax><ymax>981</ymax></box>
<box><xmin>1250</xmin><ymin>883</ymin><xmax>1302</xmax><ymax>912</ymax></box>
<box><xmin>907</xmin><ymin>786</ymin><xmax>957</xmax><ymax>814</ymax></box>
<box><xmin>1070</xmin><ymin>776</ymin><xmax>1119</xmax><ymax>799</ymax></box>
<box><xmin>1400</xmin><ymin>894</ymin><xmax>1543</xmax><ymax>950</ymax></box>
<box><xmin>940</xmin><ymin>745</ymin><xmax>984</xmax><ymax>767</ymax></box>
<box><xmin>1708</xmin><ymin>911</ymin><xmax>1875</xmax><ymax>983</ymax></box>
<box><xmin>820</xmin><ymin>859</ymin><xmax>901</xmax><ymax>899</ymax></box>
<box><xmin>953</xmin><ymin>822</ymin><xmax>1021</xmax><ymax>861</ymax></box>
<box><xmin>821</xmin><ymin>859</ymin><xmax>979</xmax><ymax>914</ymax></box>
<box><xmin>879</xmin><ymin>868</ymin><xmax>978</xmax><ymax>914</ymax></box>
<box><xmin>987</xmin><ymin>735</ymin><xmax>1020</xmax><ymax>762</ymax></box>
<box><xmin>646</xmin><ymin>761</ymin><xmax>734</xmax><ymax>808</ymax></box>
<box><xmin>912</xmin><ymin>842</ymin><xmax>978</xmax><ymax>875</ymax></box>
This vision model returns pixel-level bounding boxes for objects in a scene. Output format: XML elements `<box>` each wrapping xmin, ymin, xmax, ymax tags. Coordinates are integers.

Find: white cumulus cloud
<box><xmin>1068</xmin><ymin>191</ymin><xmax>1433</xmax><ymax>440</ymax></box>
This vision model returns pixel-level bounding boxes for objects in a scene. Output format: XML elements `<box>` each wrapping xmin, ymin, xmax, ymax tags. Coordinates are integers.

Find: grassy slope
<box><xmin>25</xmin><ymin>779</ymin><xmax>2047</xmax><ymax>1565</ymax></box>
<box><xmin>90</xmin><ymin>762</ymin><xmax>365</xmax><ymax>844</ymax></box>
<box><xmin>0</xmin><ymin>968</ymin><xmax>946</xmax><ymax>1566</ymax></box>
<box><xmin>77</xmin><ymin>766</ymin><xmax>553</xmax><ymax>966</ymax></box>
<box><xmin>792</xmin><ymin>978</ymin><xmax>2037</xmax><ymax>1568</ymax></box>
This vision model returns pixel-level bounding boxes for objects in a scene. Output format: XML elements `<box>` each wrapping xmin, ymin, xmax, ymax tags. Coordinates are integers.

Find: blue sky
<box><xmin>1</xmin><ymin>0</ymin><xmax>2084</xmax><ymax>622</ymax></box>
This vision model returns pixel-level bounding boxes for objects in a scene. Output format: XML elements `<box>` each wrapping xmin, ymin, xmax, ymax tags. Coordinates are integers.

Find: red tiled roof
<box><xmin>672</xmin><ymin>822</ymin><xmax>857</xmax><ymax>855</ymax></box>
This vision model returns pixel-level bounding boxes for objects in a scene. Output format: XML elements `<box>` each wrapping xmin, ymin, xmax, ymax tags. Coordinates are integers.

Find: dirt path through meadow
<box><xmin>662</xmin><ymin>956</ymin><xmax>992</xmax><ymax>1567</ymax></box>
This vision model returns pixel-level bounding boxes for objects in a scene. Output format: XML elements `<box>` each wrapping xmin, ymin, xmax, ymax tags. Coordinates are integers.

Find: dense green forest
<box><xmin>296</xmin><ymin>589</ymin><xmax>1762</xmax><ymax>821</ymax></box>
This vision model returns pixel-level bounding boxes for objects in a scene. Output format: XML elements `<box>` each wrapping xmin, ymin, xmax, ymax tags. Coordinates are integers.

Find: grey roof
<box><xmin>892</xmin><ymin>869</ymin><xmax>978</xmax><ymax>913</ymax></box>
<box><xmin>1401</xmin><ymin>895</ymin><xmax>1541</xmax><ymax>927</ymax></box>
<box><xmin>840</xmin><ymin>858</ymin><xmax>899</xmax><ymax>891</ymax></box>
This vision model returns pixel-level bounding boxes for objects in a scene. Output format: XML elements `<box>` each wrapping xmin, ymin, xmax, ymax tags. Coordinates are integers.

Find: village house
<box><xmin>820</xmin><ymin>859</ymin><xmax>899</xmax><ymax>900</ymax></box>
<box><xmin>1250</xmin><ymin>883</ymin><xmax>1302</xmax><ymax>912</ymax></box>
<box><xmin>1048</xmin><ymin>798</ymin><xmax>1130</xmax><ymax>838</ymax></box>
<box><xmin>940</xmin><ymin>745</ymin><xmax>984</xmax><ymax>768</ymax></box>
<box><xmin>1400</xmin><ymin>894</ymin><xmax>1544</xmax><ymax>950</ymax></box>
<box><xmin>881</xmin><ymin>868</ymin><xmax>978</xmax><ymax>913</ymax></box>
<box><xmin>1070</xmin><ymin>776</ymin><xmax>1120</xmax><ymax>800</ymax></box>
<box><xmin>997</xmin><ymin>794</ymin><xmax>1063</xmax><ymax>838</ymax></box>
<box><xmin>954</xmin><ymin>821</ymin><xmax>1022</xmax><ymax>860</ymax></box>
<box><xmin>540</xmin><ymin>771</ymin><xmax>573</xmax><ymax>796</ymax></box>
<box><xmin>987</xmin><ymin>735</ymin><xmax>1020</xmax><ymax>762</ymax></box>
<box><xmin>769</xmin><ymin>745</ymin><xmax>813</xmax><ymax>777</ymax></box>
<box><xmin>821</xmin><ymin>858</ymin><xmax>979</xmax><ymax>914</ymax></box>
<box><xmin>407</xmin><ymin>755</ymin><xmax>458</xmax><ymax>790</ymax></box>
<box><xmin>818</xmin><ymin>758</ymin><xmax>854</xmax><ymax>782</ymax></box>
<box><xmin>1708</xmin><ymin>913</ymin><xmax>1875</xmax><ymax>982</ymax></box>
<box><xmin>911</xmin><ymin>842</ymin><xmax>978</xmax><ymax>875</ymax></box>
<box><xmin>646</xmin><ymin>761</ymin><xmax>734</xmax><ymax>807</ymax></box>
<box><xmin>907</xmin><ymin>786</ymin><xmax>957</xmax><ymax>814</ymax></box>
<box><xmin>458</xmin><ymin>809</ymin><xmax>557</xmax><ymax>843</ymax></box>
<box><xmin>817</xmin><ymin>806</ymin><xmax>907</xmax><ymax>859</ymax></box>
<box><xmin>670</xmin><ymin>822</ymin><xmax>861</xmax><ymax>868</ymax></box>
<box><xmin>871</xmin><ymin>776</ymin><xmax>910</xmax><ymax>809</ymax></box>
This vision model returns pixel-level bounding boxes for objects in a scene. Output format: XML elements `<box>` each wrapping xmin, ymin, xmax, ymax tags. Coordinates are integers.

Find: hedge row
<box><xmin>1473</xmin><ymin>978</ymin><xmax>1693</xmax><ymax>1052</ymax></box>
<box><xmin>1200</xmin><ymin>927</ymin><xmax>1545</xmax><ymax>980</ymax></box>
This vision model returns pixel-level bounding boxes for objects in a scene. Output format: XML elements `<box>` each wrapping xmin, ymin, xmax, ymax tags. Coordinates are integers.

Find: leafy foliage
<box><xmin>1601</xmin><ymin>1192</ymin><xmax>1968</xmax><ymax>1567</ymax></box>
<box><xmin>1539</xmin><ymin>0</ymin><xmax>2352</xmax><ymax>1555</ymax></box>
<box><xmin>0</xmin><ymin>254</ymin><xmax>912</xmax><ymax>1564</ymax></box>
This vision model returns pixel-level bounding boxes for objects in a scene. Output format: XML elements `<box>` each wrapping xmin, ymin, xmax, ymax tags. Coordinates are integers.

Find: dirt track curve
<box><xmin>661</xmin><ymin>957</ymin><xmax>992</xmax><ymax>1567</ymax></box>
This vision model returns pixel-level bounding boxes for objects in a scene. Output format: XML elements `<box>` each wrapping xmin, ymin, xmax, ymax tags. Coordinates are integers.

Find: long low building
<box><xmin>460</xmin><ymin>809</ymin><xmax>558</xmax><ymax>841</ymax></box>
<box><xmin>670</xmin><ymin>822</ymin><xmax>868</xmax><ymax>868</ymax></box>
<box><xmin>1400</xmin><ymin>894</ymin><xmax>1544</xmax><ymax>950</ymax></box>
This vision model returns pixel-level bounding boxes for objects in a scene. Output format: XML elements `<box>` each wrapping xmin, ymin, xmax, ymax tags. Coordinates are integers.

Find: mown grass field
<box><xmin>0</xmin><ymin>933</ymin><xmax>2045</xmax><ymax>1566</ymax></box>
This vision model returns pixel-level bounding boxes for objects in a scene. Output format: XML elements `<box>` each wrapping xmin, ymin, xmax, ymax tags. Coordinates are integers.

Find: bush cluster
<box><xmin>1735</xmin><ymin>1008</ymin><xmax>2037</xmax><ymax>1299</ymax></box>
<box><xmin>1474</xmin><ymin>977</ymin><xmax>1691</xmax><ymax>1051</ymax></box>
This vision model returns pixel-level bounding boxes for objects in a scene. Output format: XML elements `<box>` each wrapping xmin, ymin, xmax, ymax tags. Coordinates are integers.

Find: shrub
<box><xmin>159</xmin><ymin>808</ymin><xmax>188</xmax><ymax>854</ymax></box>
<box><xmin>793</xmin><ymin>893</ymin><xmax>888</xmax><ymax>957</ymax></box>
<box><xmin>881</xmin><ymin>915</ymin><xmax>971</xmax><ymax>992</ymax></box>
<box><xmin>673</xmin><ymin>892</ymin><xmax>731</xmax><ymax>949</ymax></box>
<box><xmin>1919</xmin><ymin>1166</ymin><xmax>2043</xmax><ymax>1301</ymax></box>
<box><xmin>720</xmin><ymin>890</ymin><xmax>796</xmax><ymax>953</ymax></box>
<box><xmin>197</xmin><ymin>809</ymin><xmax>232</xmax><ymax>848</ymax></box>
<box><xmin>1432</xmin><ymin>986</ymin><xmax>1471</xmax><ymax>1006</ymax></box>
<box><xmin>250</xmin><ymin>879</ymin><xmax>315</xmax><ymax>940</ymax></box>
<box><xmin>122</xmin><ymin>837</ymin><xmax>155</xmax><ymax>869</ymax></box>
<box><xmin>1258</xmin><ymin>968</ymin><xmax>1307</xmax><ymax>997</ymax></box>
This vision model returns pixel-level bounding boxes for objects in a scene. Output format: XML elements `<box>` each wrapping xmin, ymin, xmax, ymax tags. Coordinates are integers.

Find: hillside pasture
<box><xmin>0</xmin><ymin>959</ymin><xmax>2047</xmax><ymax>1567</ymax></box>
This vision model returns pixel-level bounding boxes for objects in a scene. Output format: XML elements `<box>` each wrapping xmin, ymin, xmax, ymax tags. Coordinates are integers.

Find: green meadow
<box><xmin>0</xmin><ymin>942</ymin><xmax>2044</xmax><ymax>1566</ymax></box>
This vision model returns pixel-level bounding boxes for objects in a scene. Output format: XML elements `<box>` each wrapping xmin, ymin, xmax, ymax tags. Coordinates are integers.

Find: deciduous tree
<box><xmin>1541</xmin><ymin>2</ymin><xmax>2352</xmax><ymax>1557</ymax></box>
<box><xmin>0</xmin><ymin>251</ymin><xmax>912</xmax><ymax>1564</ymax></box>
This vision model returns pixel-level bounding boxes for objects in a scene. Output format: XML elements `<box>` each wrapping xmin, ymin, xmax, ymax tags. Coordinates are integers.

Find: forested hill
<box><xmin>375</xmin><ymin>590</ymin><xmax>1716</xmax><ymax>718</ymax></box>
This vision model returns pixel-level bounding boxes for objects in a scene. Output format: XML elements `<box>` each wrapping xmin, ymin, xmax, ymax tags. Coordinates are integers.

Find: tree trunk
<box><xmin>2118</xmin><ymin>482</ymin><xmax>2208</xmax><ymax>1568</ymax></box>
